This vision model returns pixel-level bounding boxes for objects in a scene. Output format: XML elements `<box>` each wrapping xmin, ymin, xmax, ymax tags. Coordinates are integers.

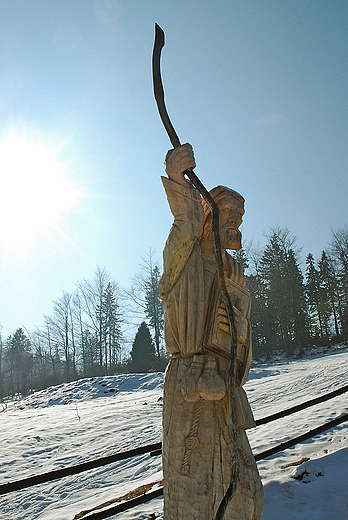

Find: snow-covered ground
<box><xmin>1</xmin><ymin>348</ymin><xmax>348</xmax><ymax>520</ymax></box>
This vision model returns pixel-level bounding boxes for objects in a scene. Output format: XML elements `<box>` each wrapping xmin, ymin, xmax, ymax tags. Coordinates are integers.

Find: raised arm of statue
<box><xmin>159</xmin><ymin>144</ymin><xmax>205</xmax><ymax>298</ymax></box>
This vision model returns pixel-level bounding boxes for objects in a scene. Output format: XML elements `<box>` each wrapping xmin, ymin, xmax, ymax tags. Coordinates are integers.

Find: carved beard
<box><xmin>202</xmin><ymin>220</ymin><xmax>242</xmax><ymax>250</ymax></box>
<box><xmin>224</xmin><ymin>227</ymin><xmax>242</xmax><ymax>250</ymax></box>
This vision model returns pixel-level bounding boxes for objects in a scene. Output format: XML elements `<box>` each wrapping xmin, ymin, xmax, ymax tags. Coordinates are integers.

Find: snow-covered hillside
<box><xmin>1</xmin><ymin>349</ymin><xmax>348</xmax><ymax>520</ymax></box>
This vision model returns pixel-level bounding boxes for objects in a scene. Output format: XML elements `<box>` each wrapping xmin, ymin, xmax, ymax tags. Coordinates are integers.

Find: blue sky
<box><xmin>0</xmin><ymin>0</ymin><xmax>347</xmax><ymax>336</ymax></box>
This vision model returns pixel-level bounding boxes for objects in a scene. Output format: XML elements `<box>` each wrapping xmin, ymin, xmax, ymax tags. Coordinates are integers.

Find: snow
<box><xmin>1</xmin><ymin>349</ymin><xmax>348</xmax><ymax>520</ymax></box>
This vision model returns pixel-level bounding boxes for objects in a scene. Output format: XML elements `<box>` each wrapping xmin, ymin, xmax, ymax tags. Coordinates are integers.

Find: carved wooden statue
<box><xmin>159</xmin><ymin>144</ymin><xmax>264</xmax><ymax>519</ymax></box>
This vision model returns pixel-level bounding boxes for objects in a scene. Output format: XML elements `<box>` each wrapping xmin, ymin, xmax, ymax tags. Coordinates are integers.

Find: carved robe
<box><xmin>159</xmin><ymin>177</ymin><xmax>263</xmax><ymax>520</ymax></box>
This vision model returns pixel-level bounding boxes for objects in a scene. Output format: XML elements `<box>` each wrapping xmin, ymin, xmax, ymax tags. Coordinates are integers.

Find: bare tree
<box><xmin>47</xmin><ymin>292</ymin><xmax>76</xmax><ymax>382</ymax></box>
<box><xmin>76</xmin><ymin>266</ymin><xmax>123</xmax><ymax>374</ymax></box>
<box><xmin>125</xmin><ymin>249</ymin><xmax>164</xmax><ymax>358</ymax></box>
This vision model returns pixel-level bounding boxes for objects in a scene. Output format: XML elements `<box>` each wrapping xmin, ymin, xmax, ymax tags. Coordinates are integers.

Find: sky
<box><xmin>0</xmin><ymin>0</ymin><xmax>347</xmax><ymax>336</ymax></box>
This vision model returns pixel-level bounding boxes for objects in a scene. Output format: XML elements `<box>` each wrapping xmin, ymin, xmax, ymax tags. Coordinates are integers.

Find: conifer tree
<box><xmin>286</xmin><ymin>249</ymin><xmax>308</xmax><ymax>354</ymax></box>
<box><xmin>129</xmin><ymin>322</ymin><xmax>156</xmax><ymax>373</ymax></box>
<box><xmin>330</xmin><ymin>227</ymin><xmax>348</xmax><ymax>339</ymax></box>
<box><xmin>4</xmin><ymin>328</ymin><xmax>33</xmax><ymax>395</ymax></box>
<box><xmin>259</xmin><ymin>231</ymin><xmax>290</xmax><ymax>353</ymax></box>
<box><xmin>247</xmin><ymin>247</ymin><xmax>269</xmax><ymax>358</ymax></box>
<box><xmin>305</xmin><ymin>253</ymin><xmax>324</xmax><ymax>338</ymax></box>
<box><xmin>144</xmin><ymin>264</ymin><xmax>164</xmax><ymax>358</ymax></box>
<box><xmin>99</xmin><ymin>282</ymin><xmax>123</xmax><ymax>372</ymax></box>
<box><xmin>318</xmin><ymin>251</ymin><xmax>342</xmax><ymax>338</ymax></box>
<box><xmin>259</xmin><ymin>228</ymin><xmax>308</xmax><ymax>356</ymax></box>
<box><xmin>126</xmin><ymin>249</ymin><xmax>164</xmax><ymax>358</ymax></box>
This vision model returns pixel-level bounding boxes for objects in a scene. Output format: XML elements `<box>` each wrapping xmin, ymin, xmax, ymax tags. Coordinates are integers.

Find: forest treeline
<box><xmin>245</xmin><ymin>226</ymin><xmax>348</xmax><ymax>359</ymax></box>
<box><xmin>0</xmin><ymin>252</ymin><xmax>166</xmax><ymax>400</ymax></box>
<box><xmin>1</xmin><ymin>227</ymin><xmax>348</xmax><ymax>400</ymax></box>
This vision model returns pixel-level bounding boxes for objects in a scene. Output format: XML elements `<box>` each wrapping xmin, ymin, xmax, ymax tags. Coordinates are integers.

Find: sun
<box><xmin>0</xmin><ymin>133</ymin><xmax>80</xmax><ymax>253</ymax></box>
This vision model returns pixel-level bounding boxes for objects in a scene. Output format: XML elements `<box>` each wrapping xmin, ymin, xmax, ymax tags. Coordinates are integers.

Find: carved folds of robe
<box><xmin>159</xmin><ymin>177</ymin><xmax>264</xmax><ymax>520</ymax></box>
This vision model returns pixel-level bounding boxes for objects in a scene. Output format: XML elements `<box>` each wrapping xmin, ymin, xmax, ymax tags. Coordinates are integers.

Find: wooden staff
<box><xmin>152</xmin><ymin>23</ymin><xmax>239</xmax><ymax>519</ymax></box>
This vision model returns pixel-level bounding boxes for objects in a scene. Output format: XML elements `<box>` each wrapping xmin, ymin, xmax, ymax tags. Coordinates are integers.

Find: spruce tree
<box><xmin>259</xmin><ymin>231</ymin><xmax>290</xmax><ymax>354</ymax></box>
<box><xmin>247</xmin><ymin>247</ymin><xmax>268</xmax><ymax>358</ymax></box>
<box><xmin>330</xmin><ymin>228</ymin><xmax>348</xmax><ymax>339</ymax></box>
<box><xmin>305</xmin><ymin>253</ymin><xmax>324</xmax><ymax>339</ymax></box>
<box><xmin>126</xmin><ymin>250</ymin><xmax>164</xmax><ymax>358</ymax></box>
<box><xmin>144</xmin><ymin>264</ymin><xmax>164</xmax><ymax>358</ymax></box>
<box><xmin>4</xmin><ymin>328</ymin><xmax>33</xmax><ymax>396</ymax></box>
<box><xmin>286</xmin><ymin>249</ymin><xmax>308</xmax><ymax>354</ymax></box>
<box><xmin>318</xmin><ymin>251</ymin><xmax>341</xmax><ymax>338</ymax></box>
<box><xmin>99</xmin><ymin>282</ymin><xmax>123</xmax><ymax>373</ymax></box>
<box><xmin>129</xmin><ymin>322</ymin><xmax>157</xmax><ymax>373</ymax></box>
<box><xmin>259</xmin><ymin>228</ymin><xmax>308</xmax><ymax>356</ymax></box>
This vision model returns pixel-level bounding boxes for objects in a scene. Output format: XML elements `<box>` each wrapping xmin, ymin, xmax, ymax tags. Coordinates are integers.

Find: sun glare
<box><xmin>0</xmin><ymin>134</ymin><xmax>80</xmax><ymax>253</ymax></box>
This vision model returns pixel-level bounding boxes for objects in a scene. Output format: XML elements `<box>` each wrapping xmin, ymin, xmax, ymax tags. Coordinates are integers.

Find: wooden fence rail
<box><xmin>0</xmin><ymin>442</ymin><xmax>161</xmax><ymax>496</ymax></box>
<box><xmin>255</xmin><ymin>383</ymin><xmax>348</xmax><ymax>426</ymax></box>
<box><xmin>73</xmin><ymin>413</ymin><xmax>348</xmax><ymax>520</ymax></box>
<box><xmin>1</xmin><ymin>382</ymin><xmax>348</xmax><ymax>519</ymax></box>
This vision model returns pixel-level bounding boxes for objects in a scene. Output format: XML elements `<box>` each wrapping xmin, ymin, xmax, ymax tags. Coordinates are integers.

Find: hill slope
<box><xmin>1</xmin><ymin>348</ymin><xmax>348</xmax><ymax>519</ymax></box>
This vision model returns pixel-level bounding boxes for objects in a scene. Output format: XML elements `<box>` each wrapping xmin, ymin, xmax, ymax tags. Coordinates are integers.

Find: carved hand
<box><xmin>164</xmin><ymin>143</ymin><xmax>196</xmax><ymax>186</ymax></box>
